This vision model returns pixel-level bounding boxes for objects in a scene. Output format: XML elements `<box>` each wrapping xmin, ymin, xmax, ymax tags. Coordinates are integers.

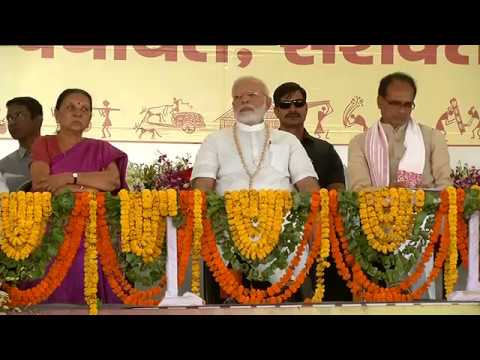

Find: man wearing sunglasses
<box><xmin>273</xmin><ymin>82</ymin><xmax>350</xmax><ymax>302</ymax></box>
<box><xmin>0</xmin><ymin>97</ymin><xmax>43</xmax><ymax>191</ymax></box>
<box><xmin>348</xmin><ymin>72</ymin><xmax>452</xmax><ymax>191</ymax></box>
<box><xmin>273</xmin><ymin>82</ymin><xmax>346</xmax><ymax>192</ymax></box>
<box><xmin>192</xmin><ymin>76</ymin><xmax>320</xmax><ymax>304</ymax></box>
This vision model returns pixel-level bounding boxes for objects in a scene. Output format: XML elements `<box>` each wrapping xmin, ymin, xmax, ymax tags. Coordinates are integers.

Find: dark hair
<box><xmin>6</xmin><ymin>97</ymin><xmax>43</xmax><ymax>126</ymax></box>
<box><xmin>378</xmin><ymin>72</ymin><xmax>417</xmax><ymax>99</ymax></box>
<box><xmin>55</xmin><ymin>88</ymin><xmax>92</xmax><ymax>111</ymax></box>
<box><xmin>273</xmin><ymin>82</ymin><xmax>307</xmax><ymax>106</ymax></box>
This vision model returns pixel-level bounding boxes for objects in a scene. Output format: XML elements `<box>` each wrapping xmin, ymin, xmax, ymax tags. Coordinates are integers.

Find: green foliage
<box><xmin>338</xmin><ymin>190</ymin><xmax>439</xmax><ymax>286</ymax></box>
<box><xmin>206</xmin><ymin>191</ymin><xmax>311</xmax><ymax>282</ymax></box>
<box><xmin>464</xmin><ymin>187</ymin><xmax>480</xmax><ymax>219</ymax></box>
<box><xmin>0</xmin><ymin>191</ymin><xmax>75</xmax><ymax>284</ymax></box>
<box><xmin>105</xmin><ymin>193</ymin><xmax>166</xmax><ymax>287</ymax></box>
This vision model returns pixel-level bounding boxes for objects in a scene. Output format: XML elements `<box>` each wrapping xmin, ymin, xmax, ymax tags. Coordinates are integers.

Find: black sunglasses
<box><xmin>277</xmin><ymin>99</ymin><xmax>306</xmax><ymax>109</ymax></box>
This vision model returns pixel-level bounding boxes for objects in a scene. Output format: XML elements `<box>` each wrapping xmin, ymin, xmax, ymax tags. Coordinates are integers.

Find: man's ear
<box><xmin>273</xmin><ymin>106</ymin><xmax>280</xmax><ymax>118</ymax></box>
<box><xmin>34</xmin><ymin>115</ymin><xmax>43</xmax><ymax>130</ymax></box>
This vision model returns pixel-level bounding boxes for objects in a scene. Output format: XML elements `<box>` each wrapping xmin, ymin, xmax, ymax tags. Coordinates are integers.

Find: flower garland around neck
<box><xmin>6</xmin><ymin>192</ymin><xmax>89</xmax><ymax>307</ymax></box>
<box><xmin>224</xmin><ymin>190</ymin><xmax>292</xmax><ymax>261</ymax></box>
<box><xmin>233</xmin><ymin>122</ymin><xmax>270</xmax><ymax>190</ymax></box>
<box><xmin>0</xmin><ymin>192</ymin><xmax>52</xmax><ymax>261</ymax></box>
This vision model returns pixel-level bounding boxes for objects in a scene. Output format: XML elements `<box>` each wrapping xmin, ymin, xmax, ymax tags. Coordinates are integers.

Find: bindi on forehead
<box><xmin>66</xmin><ymin>98</ymin><xmax>88</xmax><ymax>106</ymax></box>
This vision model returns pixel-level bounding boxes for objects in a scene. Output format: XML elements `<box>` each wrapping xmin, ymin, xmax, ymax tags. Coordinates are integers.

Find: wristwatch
<box><xmin>72</xmin><ymin>172</ymin><xmax>79</xmax><ymax>185</ymax></box>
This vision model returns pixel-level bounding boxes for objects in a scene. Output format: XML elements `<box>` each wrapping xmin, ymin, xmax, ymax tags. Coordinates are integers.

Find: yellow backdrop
<box><xmin>0</xmin><ymin>45</ymin><xmax>479</xmax><ymax>145</ymax></box>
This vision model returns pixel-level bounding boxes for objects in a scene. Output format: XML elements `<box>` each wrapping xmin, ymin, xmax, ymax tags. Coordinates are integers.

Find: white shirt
<box><xmin>192</xmin><ymin>121</ymin><xmax>317</xmax><ymax>284</ymax></box>
<box><xmin>191</xmin><ymin>121</ymin><xmax>318</xmax><ymax>194</ymax></box>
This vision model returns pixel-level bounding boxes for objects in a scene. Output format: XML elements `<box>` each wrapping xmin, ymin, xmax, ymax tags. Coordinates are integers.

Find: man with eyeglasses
<box><xmin>0</xmin><ymin>97</ymin><xmax>43</xmax><ymax>191</ymax></box>
<box><xmin>192</xmin><ymin>76</ymin><xmax>320</xmax><ymax>304</ymax></box>
<box><xmin>348</xmin><ymin>72</ymin><xmax>452</xmax><ymax>191</ymax></box>
<box><xmin>273</xmin><ymin>82</ymin><xmax>350</xmax><ymax>302</ymax></box>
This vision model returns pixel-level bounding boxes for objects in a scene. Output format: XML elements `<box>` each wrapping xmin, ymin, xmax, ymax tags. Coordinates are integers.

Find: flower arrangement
<box><xmin>127</xmin><ymin>153</ymin><xmax>193</xmax><ymax>191</ymax></box>
<box><xmin>0</xmin><ymin>282</ymin><xmax>10</xmax><ymax>312</ymax></box>
<box><xmin>451</xmin><ymin>162</ymin><xmax>480</xmax><ymax>188</ymax></box>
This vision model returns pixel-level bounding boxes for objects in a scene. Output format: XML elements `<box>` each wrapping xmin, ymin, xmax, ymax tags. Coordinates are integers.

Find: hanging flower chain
<box><xmin>118</xmin><ymin>189</ymin><xmax>176</xmax><ymax>263</ymax></box>
<box><xmin>0</xmin><ymin>192</ymin><xmax>51</xmax><ymax>260</ymax></box>
<box><xmin>444</xmin><ymin>186</ymin><xmax>458</xmax><ymax>295</ymax></box>
<box><xmin>224</xmin><ymin>190</ymin><xmax>292</xmax><ymax>261</ymax></box>
<box><xmin>191</xmin><ymin>190</ymin><xmax>204</xmax><ymax>296</ymax></box>
<box><xmin>84</xmin><ymin>192</ymin><xmax>99</xmax><ymax>315</ymax></box>
<box><xmin>358</xmin><ymin>188</ymin><xmax>423</xmax><ymax>254</ymax></box>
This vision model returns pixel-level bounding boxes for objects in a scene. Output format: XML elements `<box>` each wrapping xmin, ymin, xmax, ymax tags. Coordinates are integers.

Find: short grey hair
<box><xmin>232</xmin><ymin>76</ymin><xmax>270</xmax><ymax>97</ymax></box>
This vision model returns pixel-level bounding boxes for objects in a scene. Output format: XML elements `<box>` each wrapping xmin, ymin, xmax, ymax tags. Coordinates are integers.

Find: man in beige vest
<box><xmin>348</xmin><ymin>72</ymin><xmax>452</xmax><ymax>191</ymax></box>
<box><xmin>348</xmin><ymin>72</ymin><xmax>452</xmax><ymax>300</ymax></box>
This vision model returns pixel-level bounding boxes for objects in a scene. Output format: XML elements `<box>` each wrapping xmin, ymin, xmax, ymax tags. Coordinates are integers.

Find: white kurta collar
<box><xmin>236</xmin><ymin>120</ymin><xmax>265</xmax><ymax>133</ymax></box>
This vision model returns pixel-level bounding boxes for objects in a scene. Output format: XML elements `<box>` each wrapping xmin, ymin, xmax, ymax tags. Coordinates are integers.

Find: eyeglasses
<box><xmin>277</xmin><ymin>99</ymin><xmax>306</xmax><ymax>109</ymax></box>
<box><xmin>384</xmin><ymin>98</ymin><xmax>415</xmax><ymax>110</ymax></box>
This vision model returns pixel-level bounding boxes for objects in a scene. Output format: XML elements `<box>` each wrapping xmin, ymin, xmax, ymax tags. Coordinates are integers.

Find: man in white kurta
<box><xmin>191</xmin><ymin>120</ymin><xmax>318</xmax><ymax>195</ymax></box>
<box><xmin>192</xmin><ymin>76</ymin><xmax>319</xmax><ymax>303</ymax></box>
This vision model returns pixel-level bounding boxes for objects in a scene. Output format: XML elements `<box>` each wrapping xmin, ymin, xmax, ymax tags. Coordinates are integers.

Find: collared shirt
<box><xmin>191</xmin><ymin>121</ymin><xmax>318</xmax><ymax>195</ymax></box>
<box><xmin>300</xmin><ymin>130</ymin><xmax>345</xmax><ymax>188</ymax></box>
<box><xmin>0</xmin><ymin>146</ymin><xmax>32</xmax><ymax>191</ymax></box>
<box><xmin>347</xmin><ymin>121</ymin><xmax>452</xmax><ymax>191</ymax></box>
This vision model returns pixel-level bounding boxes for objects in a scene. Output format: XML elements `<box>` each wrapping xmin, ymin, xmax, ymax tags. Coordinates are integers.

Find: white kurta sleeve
<box><xmin>288</xmin><ymin>138</ymin><xmax>318</xmax><ymax>185</ymax></box>
<box><xmin>191</xmin><ymin>134</ymin><xmax>219</xmax><ymax>180</ymax></box>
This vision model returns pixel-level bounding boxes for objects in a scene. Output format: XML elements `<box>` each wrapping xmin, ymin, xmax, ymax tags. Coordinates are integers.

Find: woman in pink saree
<box><xmin>30</xmin><ymin>89</ymin><xmax>128</xmax><ymax>304</ymax></box>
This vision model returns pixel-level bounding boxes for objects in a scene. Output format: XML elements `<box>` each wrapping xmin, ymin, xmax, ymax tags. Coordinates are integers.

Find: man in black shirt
<box><xmin>273</xmin><ymin>82</ymin><xmax>351</xmax><ymax>301</ymax></box>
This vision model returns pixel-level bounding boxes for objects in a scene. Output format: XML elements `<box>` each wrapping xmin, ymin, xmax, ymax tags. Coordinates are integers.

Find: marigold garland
<box><xmin>191</xmin><ymin>190</ymin><xmax>204</xmax><ymax>296</ymax></box>
<box><xmin>358</xmin><ymin>188</ymin><xmax>422</xmax><ymax>254</ymax></box>
<box><xmin>444</xmin><ymin>186</ymin><xmax>459</xmax><ymax>295</ymax></box>
<box><xmin>331</xmin><ymin>189</ymin><xmax>449</xmax><ymax>302</ymax></box>
<box><xmin>118</xmin><ymin>189</ymin><xmax>175</xmax><ymax>263</ymax></box>
<box><xmin>311</xmin><ymin>189</ymin><xmax>330</xmax><ymax>302</ymax></box>
<box><xmin>5</xmin><ymin>192</ymin><xmax>88</xmax><ymax>306</ymax></box>
<box><xmin>0</xmin><ymin>192</ymin><xmax>52</xmax><ymax>260</ymax></box>
<box><xmin>96</xmin><ymin>192</ymin><xmax>166</xmax><ymax>306</ymax></box>
<box><xmin>456</xmin><ymin>188</ymin><xmax>468</xmax><ymax>268</ymax></box>
<box><xmin>224</xmin><ymin>190</ymin><xmax>292</xmax><ymax>261</ymax></box>
<box><xmin>329</xmin><ymin>190</ymin><xmax>352</xmax><ymax>283</ymax></box>
<box><xmin>2</xmin><ymin>186</ymin><xmax>475</xmax><ymax>308</ymax></box>
<box><xmin>202</xmin><ymin>191</ymin><xmax>322</xmax><ymax>304</ymax></box>
<box><xmin>177</xmin><ymin>191</ymin><xmax>192</xmax><ymax>287</ymax></box>
<box><xmin>84</xmin><ymin>192</ymin><xmax>99</xmax><ymax>315</ymax></box>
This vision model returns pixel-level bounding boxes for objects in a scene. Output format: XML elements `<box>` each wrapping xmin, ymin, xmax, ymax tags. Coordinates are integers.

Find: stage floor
<box><xmin>5</xmin><ymin>302</ymin><xmax>480</xmax><ymax>315</ymax></box>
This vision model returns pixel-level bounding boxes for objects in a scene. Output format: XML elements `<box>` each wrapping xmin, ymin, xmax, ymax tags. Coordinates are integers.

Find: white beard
<box><xmin>235</xmin><ymin>106</ymin><xmax>267</xmax><ymax>125</ymax></box>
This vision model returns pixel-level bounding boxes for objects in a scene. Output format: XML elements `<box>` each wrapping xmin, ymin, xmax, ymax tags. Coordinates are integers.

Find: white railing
<box><xmin>158</xmin><ymin>217</ymin><xmax>204</xmax><ymax>307</ymax></box>
<box><xmin>157</xmin><ymin>210</ymin><xmax>480</xmax><ymax>305</ymax></box>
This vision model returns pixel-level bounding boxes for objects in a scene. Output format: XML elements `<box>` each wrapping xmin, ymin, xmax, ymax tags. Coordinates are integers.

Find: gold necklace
<box><xmin>233</xmin><ymin>122</ymin><xmax>270</xmax><ymax>189</ymax></box>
